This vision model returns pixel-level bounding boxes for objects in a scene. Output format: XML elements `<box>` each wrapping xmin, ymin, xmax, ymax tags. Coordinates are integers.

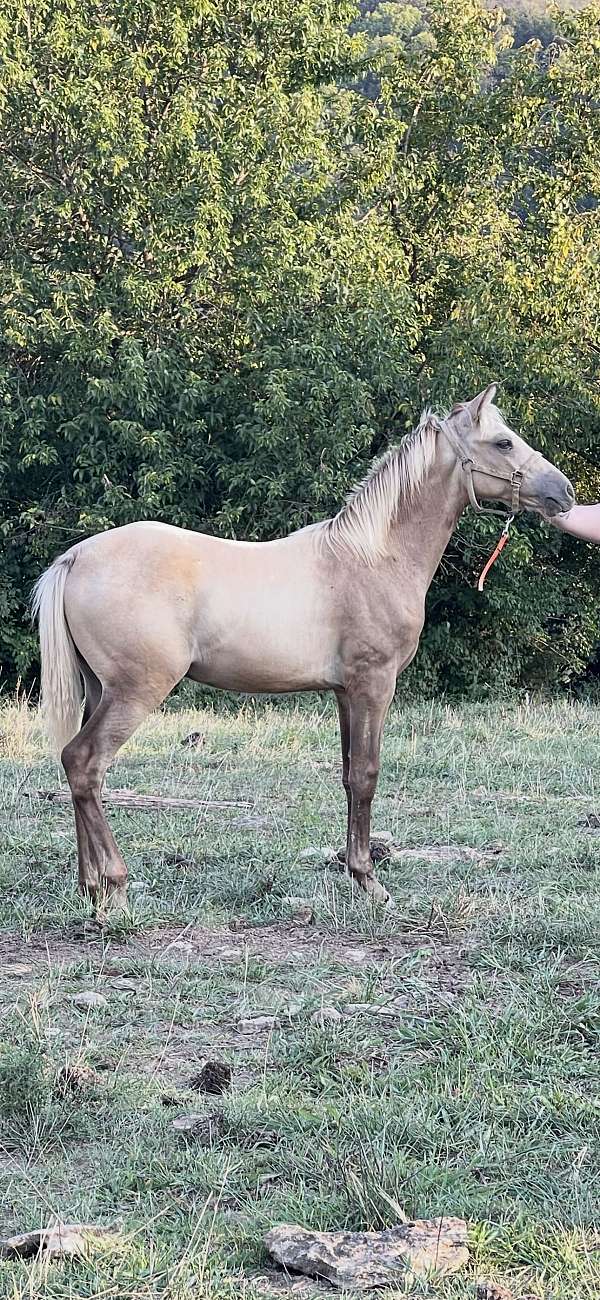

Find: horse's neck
<box><xmin>387</xmin><ymin>457</ymin><xmax>466</xmax><ymax>588</ymax></box>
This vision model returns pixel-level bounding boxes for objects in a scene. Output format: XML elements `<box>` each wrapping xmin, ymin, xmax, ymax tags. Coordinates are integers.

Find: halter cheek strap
<box><xmin>463</xmin><ymin>458</ymin><xmax>524</xmax><ymax>516</ymax></box>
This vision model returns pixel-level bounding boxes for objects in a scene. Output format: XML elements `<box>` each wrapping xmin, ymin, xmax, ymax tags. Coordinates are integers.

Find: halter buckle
<box><xmin>510</xmin><ymin>470</ymin><xmax>523</xmax><ymax>514</ymax></box>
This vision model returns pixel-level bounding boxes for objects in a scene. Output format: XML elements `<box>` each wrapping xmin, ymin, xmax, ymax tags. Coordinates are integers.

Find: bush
<box><xmin>1</xmin><ymin>0</ymin><xmax>599</xmax><ymax>695</ymax></box>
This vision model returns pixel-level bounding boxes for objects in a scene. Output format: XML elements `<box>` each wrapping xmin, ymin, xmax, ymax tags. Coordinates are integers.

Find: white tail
<box><xmin>31</xmin><ymin>551</ymin><xmax>83</xmax><ymax>755</ymax></box>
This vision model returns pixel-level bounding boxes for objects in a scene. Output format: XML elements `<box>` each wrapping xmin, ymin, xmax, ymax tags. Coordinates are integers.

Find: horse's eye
<box><xmin>496</xmin><ymin>439</ymin><xmax>513</xmax><ymax>451</ymax></box>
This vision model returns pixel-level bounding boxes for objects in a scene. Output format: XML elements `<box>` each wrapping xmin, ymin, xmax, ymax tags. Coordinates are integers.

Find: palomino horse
<box><xmin>33</xmin><ymin>384</ymin><xmax>574</xmax><ymax>908</ymax></box>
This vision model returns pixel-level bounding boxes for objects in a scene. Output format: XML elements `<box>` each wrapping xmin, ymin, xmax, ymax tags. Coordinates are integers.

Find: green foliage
<box><xmin>0</xmin><ymin>0</ymin><xmax>599</xmax><ymax>695</ymax></box>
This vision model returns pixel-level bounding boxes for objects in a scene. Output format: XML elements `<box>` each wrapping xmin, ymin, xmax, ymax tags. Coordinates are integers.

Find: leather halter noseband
<box><xmin>437</xmin><ymin>416</ymin><xmax>534</xmax><ymax>518</ymax></box>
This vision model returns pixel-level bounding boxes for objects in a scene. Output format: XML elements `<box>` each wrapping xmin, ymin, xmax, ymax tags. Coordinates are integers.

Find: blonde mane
<box><xmin>325</xmin><ymin>410</ymin><xmax>440</xmax><ymax>564</ymax></box>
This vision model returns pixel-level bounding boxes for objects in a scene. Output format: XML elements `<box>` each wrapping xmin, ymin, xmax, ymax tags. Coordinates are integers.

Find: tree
<box><xmin>380</xmin><ymin>0</ymin><xmax>600</xmax><ymax>690</ymax></box>
<box><xmin>1</xmin><ymin>0</ymin><xmax>599</xmax><ymax>695</ymax></box>
<box><xmin>0</xmin><ymin>0</ymin><xmax>417</xmax><ymax>680</ymax></box>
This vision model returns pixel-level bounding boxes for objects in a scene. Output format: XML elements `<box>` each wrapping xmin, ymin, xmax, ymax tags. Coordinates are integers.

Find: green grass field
<box><xmin>0</xmin><ymin>694</ymin><xmax>599</xmax><ymax>1299</ymax></box>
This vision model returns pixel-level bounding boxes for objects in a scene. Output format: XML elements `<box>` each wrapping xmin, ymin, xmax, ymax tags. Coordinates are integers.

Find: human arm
<box><xmin>551</xmin><ymin>504</ymin><xmax>600</xmax><ymax>543</ymax></box>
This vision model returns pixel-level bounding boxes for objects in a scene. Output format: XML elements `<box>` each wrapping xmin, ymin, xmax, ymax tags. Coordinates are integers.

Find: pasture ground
<box><xmin>0</xmin><ymin>695</ymin><xmax>599</xmax><ymax>1300</ymax></box>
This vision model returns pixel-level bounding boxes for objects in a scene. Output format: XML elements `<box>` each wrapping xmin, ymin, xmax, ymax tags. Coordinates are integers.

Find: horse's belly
<box><xmin>189</xmin><ymin>599</ymin><xmax>340</xmax><ymax>693</ymax></box>
<box><xmin>188</xmin><ymin>640</ymin><xmax>340</xmax><ymax>693</ymax></box>
<box><xmin>188</xmin><ymin>663</ymin><xmax>338</xmax><ymax>693</ymax></box>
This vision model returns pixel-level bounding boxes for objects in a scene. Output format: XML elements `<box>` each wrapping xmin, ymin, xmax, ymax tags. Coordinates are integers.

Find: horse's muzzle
<box><xmin>537</xmin><ymin>472</ymin><xmax>576</xmax><ymax>517</ymax></box>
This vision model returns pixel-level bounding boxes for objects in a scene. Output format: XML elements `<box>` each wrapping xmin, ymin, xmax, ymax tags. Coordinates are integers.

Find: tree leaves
<box><xmin>0</xmin><ymin>0</ymin><xmax>598</xmax><ymax>691</ymax></box>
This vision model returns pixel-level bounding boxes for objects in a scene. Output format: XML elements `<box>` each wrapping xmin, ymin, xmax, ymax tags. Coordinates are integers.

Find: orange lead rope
<box><xmin>477</xmin><ymin>515</ymin><xmax>514</xmax><ymax>592</ymax></box>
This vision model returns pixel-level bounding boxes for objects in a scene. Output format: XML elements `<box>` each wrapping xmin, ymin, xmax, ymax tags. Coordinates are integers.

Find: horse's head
<box><xmin>444</xmin><ymin>384</ymin><xmax>575</xmax><ymax>517</ymax></box>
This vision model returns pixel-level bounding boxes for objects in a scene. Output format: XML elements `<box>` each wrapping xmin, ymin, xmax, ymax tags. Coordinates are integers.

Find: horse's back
<box><xmin>61</xmin><ymin>518</ymin><xmax>340</xmax><ymax>693</ymax></box>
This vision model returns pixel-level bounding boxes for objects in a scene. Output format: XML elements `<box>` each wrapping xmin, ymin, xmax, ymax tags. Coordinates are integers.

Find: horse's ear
<box><xmin>468</xmin><ymin>383</ymin><xmax>498</xmax><ymax>419</ymax></box>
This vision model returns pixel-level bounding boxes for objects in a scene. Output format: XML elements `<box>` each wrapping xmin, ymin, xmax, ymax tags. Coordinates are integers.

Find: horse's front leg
<box><xmin>345</xmin><ymin>675</ymin><xmax>395</xmax><ymax>903</ymax></box>
<box><xmin>335</xmin><ymin>691</ymin><xmax>351</xmax><ymax>845</ymax></box>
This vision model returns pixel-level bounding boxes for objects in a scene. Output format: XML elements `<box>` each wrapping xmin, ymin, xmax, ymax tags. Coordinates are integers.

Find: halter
<box><xmin>436</xmin><ymin>415</ymin><xmax>537</xmax><ymax>590</ymax></box>
<box><xmin>437</xmin><ymin>416</ymin><xmax>533</xmax><ymax>518</ymax></box>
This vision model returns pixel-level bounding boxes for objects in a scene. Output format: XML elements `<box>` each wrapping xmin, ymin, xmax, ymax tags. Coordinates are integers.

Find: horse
<box><xmin>32</xmin><ymin>384</ymin><xmax>574</xmax><ymax>909</ymax></box>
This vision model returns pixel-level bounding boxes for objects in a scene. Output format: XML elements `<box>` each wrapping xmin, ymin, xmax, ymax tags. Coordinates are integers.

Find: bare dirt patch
<box><xmin>0</xmin><ymin>919</ymin><xmax>470</xmax><ymax>990</ymax></box>
<box><xmin>136</xmin><ymin>919</ymin><xmax>467</xmax><ymax>971</ymax></box>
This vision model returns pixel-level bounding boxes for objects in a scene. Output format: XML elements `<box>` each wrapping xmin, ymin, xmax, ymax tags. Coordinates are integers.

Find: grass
<box><xmin>0</xmin><ymin>692</ymin><xmax>599</xmax><ymax>1298</ymax></box>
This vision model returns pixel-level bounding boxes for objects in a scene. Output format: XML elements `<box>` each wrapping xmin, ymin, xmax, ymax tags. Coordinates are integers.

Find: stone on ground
<box><xmin>0</xmin><ymin>1223</ymin><xmax>118</xmax><ymax>1259</ymax></box>
<box><xmin>310</xmin><ymin>1006</ymin><xmax>342</xmax><ymax>1027</ymax></box>
<box><xmin>264</xmin><ymin>1219</ymin><xmax>469</xmax><ymax>1289</ymax></box>
<box><xmin>237</xmin><ymin>1014</ymin><xmax>279</xmax><ymax>1032</ymax></box>
<box><xmin>70</xmin><ymin>991</ymin><xmax>108</xmax><ymax>1010</ymax></box>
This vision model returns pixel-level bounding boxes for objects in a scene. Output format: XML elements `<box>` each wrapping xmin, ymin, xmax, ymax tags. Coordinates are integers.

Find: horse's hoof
<box><xmin>96</xmin><ymin>880</ymin><xmax>129</xmax><ymax>917</ymax></box>
<box><xmin>361</xmin><ymin>873</ymin><xmax>391</xmax><ymax>905</ymax></box>
<box><xmin>108</xmin><ymin>885</ymin><xmax>129</xmax><ymax>914</ymax></box>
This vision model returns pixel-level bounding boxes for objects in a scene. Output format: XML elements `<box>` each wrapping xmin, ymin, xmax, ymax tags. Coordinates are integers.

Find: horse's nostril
<box><xmin>566</xmin><ymin>482</ymin><xmax>575</xmax><ymax>501</ymax></box>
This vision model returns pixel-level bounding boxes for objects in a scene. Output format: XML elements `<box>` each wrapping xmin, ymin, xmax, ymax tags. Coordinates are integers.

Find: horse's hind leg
<box><xmin>335</xmin><ymin>690</ymin><xmax>352</xmax><ymax>843</ymax></box>
<box><xmin>80</xmin><ymin>659</ymin><xmax>102</xmax><ymax>726</ymax></box>
<box><xmin>62</xmin><ymin>682</ymin><xmax>174</xmax><ymax>911</ymax></box>
<box><xmin>71</xmin><ymin>660</ymin><xmax>103</xmax><ymax>898</ymax></box>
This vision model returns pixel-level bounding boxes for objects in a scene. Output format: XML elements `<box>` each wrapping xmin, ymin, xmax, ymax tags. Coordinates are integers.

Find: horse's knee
<box><xmin>349</xmin><ymin>762</ymin><xmax>379</xmax><ymax>802</ymax></box>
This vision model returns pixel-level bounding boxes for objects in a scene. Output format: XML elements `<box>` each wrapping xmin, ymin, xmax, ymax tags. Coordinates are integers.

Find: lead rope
<box><xmin>477</xmin><ymin>514</ymin><xmax>514</xmax><ymax>592</ymax></box>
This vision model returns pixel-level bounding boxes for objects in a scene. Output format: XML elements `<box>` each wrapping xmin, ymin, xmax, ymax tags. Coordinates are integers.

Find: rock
<box><xmin>311</xmin><ymin>1007</ymin><xmax>342</xmax><ymax>1027</ymax></box>
<box><xmin>172</xmin><ymin>1112</ymin><xmax>207</xmax><ymax>1134</ymax></box>
<box><xmin>190</xmin><ymin>1060</ymin><xmax>232</xmax><ymax>1095</ymax></box>
<box><xmin>293</xmin><ymin>904</ymin><xmax>315</xmax><ymax>925</ymax></box>
<box><xmin>172</xmin><ymin>1112</ymin><xmax>223</xmax><ymax>1145</ymax></box>
<box><xmin>299</xmin><ymin>846</ymin><xmax>337</xmax><ymax>863</ymax></box>
<box><xmin>237</xmin><ymin>1015</ymin><xmax>279</xmax><ymax>1033</ymax></box>
<box><xmin>279</xmin><ymin>1000</ymin><xmax>304</xmax><ymax>1022</ymax></box>
<box><xmin>264</xmin><ymin>1218</ymin><xmax>469</xmax><ymax>1289</ymax></box>
<box><xmin>476</xmin><ymin>1283</ymin><xmax>514</xmax><ymax>1300</ymax></box>
<box><xmin>70</xmin><ymin>991</ymin><xmax>108</xmax><ymax>1010</ymax></box>
<box><xmin>106</xmin><ymin>976</ymin><xmax>138</xmax><ymax>992</ymax></box>
<box><xmin>128</xmin><ymin>881</ymin><xmax>150</xmax><ymax>894</ymax></box>
<box><xmin>0</xmin><ymin>1223</ymin><xmax>118</xmax><ymax>1259</ymax></box>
